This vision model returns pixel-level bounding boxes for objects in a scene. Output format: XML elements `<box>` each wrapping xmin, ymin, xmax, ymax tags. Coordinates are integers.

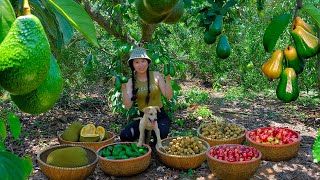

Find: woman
<box><xmin>119</xmin><ymin>47</ymin><xmax>173</xmax><ymax>145</ymax></box>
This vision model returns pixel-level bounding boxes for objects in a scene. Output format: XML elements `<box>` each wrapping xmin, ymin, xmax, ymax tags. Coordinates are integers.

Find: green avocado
<box><xmin>209</xmin><ymin>15</ymin><xmax>223</xmax><ymax>37</ymax></box>
<box><xmin>216</xmin><ymin>35</ymin><xmax>231</xmax><ymax>59</ymax></box>
<box><xmin>144</xmin><ymin>0</ymin><xmax>179</xmax><ymax>15</ymax></box>
<box><xmin>276</xmin><ymin>68</ymin><xmax>299</xmax><ymax>103</ymax></box>
<box><xmin>10</xmin><ymin>55</ymin><xmax>63</xmax><ymax>115</ymax></box>
<box><xmin>0</xmin><ymin>14</ymin><xmax>50</xmax><ymax>95</ymax></box>
<box><xmin>135</xmin><ymin>0</ymin><xmax>168</xmax><ymax>24</ymax></box>
<box><xmin>163</xmin><ymin>0</ymin><xmax>184</xmax><ymax>24</ymax></box>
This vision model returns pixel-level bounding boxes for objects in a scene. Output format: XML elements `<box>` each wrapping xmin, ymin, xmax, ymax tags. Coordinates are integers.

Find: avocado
<box><xmin>144</xmin><ymin>0</ymin><xmax>179</xmax><ymax>15</ymax></box>
<box><xmin>10</xmin><ymin>55</ymin><xmax>63</xmax><ymax>115</ymax></box>
<box><xmin>163</xmin><ymin>0</ymin><xmax>184</xmax><ymax>24</ymax></box>
<box><xmin>135</xmin><ymin>0</ymin><xmax>168</xmax><ymax>24</ymax></box>
<box><xmin>216</xmin><ymin>34</ymin><xmax>231</xmax><ymax>59</ymax></box>
<box><xmin>0</xmin><ymin>14</ymin><xmax>50</xmax><ymax>95</ymax></box>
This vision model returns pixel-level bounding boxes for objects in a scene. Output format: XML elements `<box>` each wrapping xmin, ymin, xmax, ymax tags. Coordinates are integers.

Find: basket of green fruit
<box><xmin>156</xmin><ymin>136</ymin><xmax>210</xmax><ymax>170</ymax></box>
<box><xmin>246</xmin><ymin>127</ymin><xmax>301</xmax><ymax>161</ymax></box>
<box><xmin>97</xmin><ymin>142</ymin><xmax>151</xmax><ymax>176</ymax></box>
<box><xmin>197</xmin><ymin>122</ymin><xmax>246</xmax><ymax>146</ymax></box>
<box><xmin>37</xmin><ymin>144</ymin><xmax>98</xmax><ymax>180</ymax></box>
<box><xmin>58</xmin><ymin>121</ymin><xmax>116</xmax><ymax>151</ymax></box>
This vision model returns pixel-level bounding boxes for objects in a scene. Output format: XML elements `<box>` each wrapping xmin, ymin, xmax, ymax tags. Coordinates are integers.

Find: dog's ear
<box><xmin>154</xmin><ymin>106</ymin><xmax>161</xmax><ymax>112</ymax></box>
<box><xmin>142</xmin><ymin>107</ymin><xmax>149</xmax><ymax>113</ymax></box>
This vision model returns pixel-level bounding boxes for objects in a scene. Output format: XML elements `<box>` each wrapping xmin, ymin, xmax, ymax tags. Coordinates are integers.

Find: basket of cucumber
<box><xmin>97</xmin><ymin>142</ymin><xmax>151</xmax><ymax>176</ymax></box>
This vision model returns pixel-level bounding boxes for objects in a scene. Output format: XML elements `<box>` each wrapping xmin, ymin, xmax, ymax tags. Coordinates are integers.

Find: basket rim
<box><xmin>197</xmin><ymin>123</ymin><xmax>247</xmax><ymax>141</ymax></box>
<box><xmin>206</xmin><ymin>144</ymin><xmax>262</xmax><ymax>164</ymax></box>
<box><xmin>245</xmin><ymin>127</ymin><xmax>302</xmax><ymax>147</ymax></box>
<box><xmin>97</xmin><ymin>142</ymin><xmax>152</xmax><ymax>162</ymax></box>
<box><xmin>36</xmin><ymin>144</ymin><xmax>98</xmax><ymax>170</ymax></box>
<box><xmin>155</xmin><ymin>136</ymin><xmax>210</xmax><ymax>158</ymax></box>
<box><xmin>57</xmin><ymin>130</ymin><xmax>116</xmax><ymax>144</ymax></box>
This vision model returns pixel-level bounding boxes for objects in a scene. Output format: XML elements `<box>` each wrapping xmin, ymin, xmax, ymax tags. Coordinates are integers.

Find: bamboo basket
<box><xmin>197</xmin><ymin>123</ymin><xmax>246</xmax><ymax>146</ymax></box>
<box><xmin>58</xmin><ymin>130</ymin><xmax>116</xmax><ymax>151</ymax></box>
<box><xmin>156</xmin><ymin>137</ymin><xmax>210</xmax><ymax>170</ymax></box>
<box><xmin>206</xmin><ymin>144</ymin><xmax>262</xmax><ymax>180</ymax></box>
<box><xmin>37</xmin><ymin>144</ymin><xmax>98</xmax><ymax>180</ymax></box>
<box><xmin>98</xmin><ymin>142</ymin><xmax>152</xmax><ymax>176</ymax></box>
<box><xmin>246</xmin><ymin>127</ymin><xmax>301</xmax><ymax>161</ymax></box>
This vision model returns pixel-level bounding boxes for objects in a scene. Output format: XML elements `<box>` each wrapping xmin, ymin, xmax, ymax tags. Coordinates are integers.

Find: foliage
<box><xmin>313</xmin><ymin>128</ymin><xmax>320</xmax><ymax>163</ymax></box>
<box><xmin>0</xmin><ymin>112</ymin><xmax>32</xmax><ymax>179</ymax></box>
<box><xmin>193</xmin><ymin>106</ymin><xmax>213</xmax><ymax>119</ymax></box>
<box><xmin>184</xmin><ymin>87</ymin><xmax>210</xmax><ymax>105</ymax></box>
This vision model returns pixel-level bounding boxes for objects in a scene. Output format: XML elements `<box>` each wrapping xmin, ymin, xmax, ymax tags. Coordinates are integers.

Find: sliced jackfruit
<box><xmin>80</xmin><ymin>124</ymin><xmax>99</xmax><ymax>142</ymax></box>
<box><xmin>96</xmin><ymin>126</ymin><xmax>109</xmax><ymax>141</ymax></box>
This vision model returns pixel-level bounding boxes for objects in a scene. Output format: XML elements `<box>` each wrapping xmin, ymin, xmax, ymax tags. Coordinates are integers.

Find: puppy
<box><xmin>135</xmin><ymin>106</ymin><xmax>163</xmax><ymax>148</ymax></box>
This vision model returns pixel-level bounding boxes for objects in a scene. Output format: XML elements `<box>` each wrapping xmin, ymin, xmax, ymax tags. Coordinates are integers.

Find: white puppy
<box><xmin>135</xmin><ymin>106</ymin><xmax>163</xmax><ymax>148</ymax></box>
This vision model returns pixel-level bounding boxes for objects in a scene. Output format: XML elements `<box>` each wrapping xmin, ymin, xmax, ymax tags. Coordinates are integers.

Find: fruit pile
<box><xmin>99</xmin><ymin>143</ymin><xmax>148</xmax><ymax>160</ymax></box>
<box><xmin>209</xmin><ymin>145</ymin><xmax>260</xmax><ymax>162</ymax></box>
<box><xmin>201</xmin><ymin>123</ymin><xmax>245</xmax><ymax>140</ymax></box>
<box><xmin>247</xmin><ymin>127</ymin><xmax>299</xmax><ymax>145</ymax></box>
<box><xmin>162</xmin><ymin>136</ymin><xmax>207</xmax><ymax>156</ymax></box>
<box><xmin>62</xmin><ymin>121</ymin><xmax>109</xmax><ymax>142</ymax></box>
<box><xmin>262</xmin><ymin>15</ymin><xmax>319</xmax><ymax>103</ymax></box>
<box><xmin>135</xmin><ymin>0</ymin><xmax>184</xmax><ymax>25</ymax></box>
<box><xmin>0</xmin><ymin>1</ymin><xmax>63</xmax><ymax>115</ymax></box>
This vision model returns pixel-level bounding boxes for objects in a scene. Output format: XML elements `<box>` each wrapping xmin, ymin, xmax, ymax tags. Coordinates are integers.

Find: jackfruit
<box><xmin>61</xmin><ymin>121</ymin><xmax>83</xmax><ymax>142</ymax></box>
<box><xmin>80</xmin><ymin>124</ymin><xmax>100</xmax><ymax>142</ymax></box>
<box><xmin>96</xmin><ymin>126</ymin><xmax>109</xmax><ymax>141</ymax></box>
<box><xmin>10</xmin><ymin>55</ymin><xmax>63</xmax><ymax>115</ymax></box>
<box><xmin>0</xmin><ymin>14</ymin><xmax>50</xmax><ymax>95</ymax></box>
<box><xmin>46</xmin><ymin>147</ymin><xmax>88</xmax><ymax>168</ymax></box>
<box><xmin>135</xmin><ymin>0</ymin><xmax>168</xmax><ymax>24</ymax></box>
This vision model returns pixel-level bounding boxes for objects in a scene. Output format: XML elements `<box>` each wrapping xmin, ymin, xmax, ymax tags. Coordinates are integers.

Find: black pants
<box><xmin>119</xmin><ymin>109</ymin><xmax>171</xmax><ymax>144</ymax></box>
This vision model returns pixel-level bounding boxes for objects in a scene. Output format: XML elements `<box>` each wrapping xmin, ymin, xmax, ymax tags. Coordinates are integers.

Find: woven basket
<box><xmin>37</xmin><ymin>144</ymin><xmax>98</xmax><ymax>180</ymax></box>
<box><xmin>156</xmin><ymin>137</ymin><xmax>210</xmax><ymax>170</ymax></box>
<box><xmin>206</xmin><ymin>144</ymin><xmax>262</xmax><ymax>180</ymax></box>
<box><xmin>197</xmin><ymin>124</ymin><xmax>246</xmax><ymax>146</ymax></box>
<box><xmin>98</xmin><ymin>142</ymin><xmax>152</xmax><ymax>176</ymax></box>
<box><xmin>246</xmin><ymin>127</ymin><xmax>301</xmax><ymax>161</ymax></box>
<box><xmin>58</xmin><ymin>130</ymin><xmax>115</xmax><ymax>151</ymax></box>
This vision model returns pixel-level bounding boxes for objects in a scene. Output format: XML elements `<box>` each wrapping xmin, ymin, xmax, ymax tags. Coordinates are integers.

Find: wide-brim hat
<box><xmin>128</xmin><ymin>47</ymin><xmax>151</xmax><ymax>63</ymax></box>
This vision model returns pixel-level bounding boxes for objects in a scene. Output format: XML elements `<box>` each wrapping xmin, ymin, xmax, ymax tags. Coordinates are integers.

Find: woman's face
<box><xmin>132</xmin><ymin>58</ymin><xmax>149</xmax><ymax>73</ymax></box>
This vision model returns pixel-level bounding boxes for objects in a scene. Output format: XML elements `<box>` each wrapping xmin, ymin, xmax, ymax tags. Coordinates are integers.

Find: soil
<box><xmin>2</xmin><ymin>79</ymin><xmax>320</xmax><ymax>180</ymax></box>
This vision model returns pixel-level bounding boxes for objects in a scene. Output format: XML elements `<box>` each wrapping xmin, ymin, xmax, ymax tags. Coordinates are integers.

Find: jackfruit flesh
<box><xmin>46</xmin><ymin>147</ymin><xmax>88</xmax><ymax>168</ymax></box>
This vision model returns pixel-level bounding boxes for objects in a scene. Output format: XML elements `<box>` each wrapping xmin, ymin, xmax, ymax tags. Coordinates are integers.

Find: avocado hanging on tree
<box><xmin>216</xmin><ymin>34</ymin><xmax>231</xmax><ymax>59</ymax></box>
<box><xmin>283</xmin><ymin>46</ymin><xmax>305</xmax><ymax>74</ymax></box>
<box><xmin>0</xmin><ymin>0</ymin><xmax>51</xmax><ymax>95</ymax></box>
<box><xmin>262</xmin><ymin>50</ymin><xmax>283</xmax><ymax>80</ymax></box>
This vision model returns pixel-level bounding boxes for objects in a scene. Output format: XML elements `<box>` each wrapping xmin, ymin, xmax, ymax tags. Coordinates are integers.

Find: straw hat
<box><xmin>128</xmin><ymin>47</ymin><xmax>151</xmax><ymax>63</ymax></box>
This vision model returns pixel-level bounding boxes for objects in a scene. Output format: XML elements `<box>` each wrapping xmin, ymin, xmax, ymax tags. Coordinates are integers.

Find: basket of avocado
<box><xmin>97</xmin><ymin>142</ymin><xmax>151</xmax><ymax>176</ymax></box>
<box><xmin>37</xmin><ymin>144</ymin><xmax>98</xmax><ymax>180</ymax></box>
<box><xmin>58</xmin><ymin>121</ymin><xmax>116</xmax><ymax>151</ymax></box>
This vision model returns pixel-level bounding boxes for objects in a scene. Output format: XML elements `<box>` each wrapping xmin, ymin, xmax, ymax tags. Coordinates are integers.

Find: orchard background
<box><xmin>0</xmin><ymin>0</ymin><xmax>319</xmax><ymax>179</ymax></box>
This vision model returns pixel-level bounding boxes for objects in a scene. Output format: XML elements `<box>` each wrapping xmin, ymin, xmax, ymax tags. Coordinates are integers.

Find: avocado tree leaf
<box><xmin>47</xmin><ymin>0</ymin><xmax>99</xmax><ymax>47</ymax></box>
<box><xmin>0</xmin><ymin>0</ymin><xmax>16</xmax><ymax>43</ymax></box>
<box><xmin>54</xmin><ymin>12</ymin><xmax>74</xmax><ymax>46</ymax></box>
<box><xmin>313</xmin><ymin>128</ymin><xmax>320</xmax><ymax>163</ymax></box>
<box><xmin>219</xmin><ymin>0</ymin><xmax>238</xmax><ymax>15</ymax></box>
<box><xmin>263</xmin><ymin>13</ymin><xmax>291</xmax><ymax>53</ymax></box>
<box><xmin>0</xmin><ymin>151</ymin><xmax>26</xmax><ymax>180</ymax></box>
<box><xmin>0</xmin><ymin>119</ymin><xmax>6</xmax><ymax>142</ymax></box>
<box><xmin>7</xmin><ymin>113</ymin><xmax>21</xmax><ymax>140</ymax></box>
<box><xmin>302</xmin><ymin>4</ymin><xmax>320</xmax><ymax>28</ymax></box>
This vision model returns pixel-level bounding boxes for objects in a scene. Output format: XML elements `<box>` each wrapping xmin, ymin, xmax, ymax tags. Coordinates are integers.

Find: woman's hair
<box><xmin>129</xmin><ymin>59</ymin><xmax>150</xmax><ymax>104</ymax></box>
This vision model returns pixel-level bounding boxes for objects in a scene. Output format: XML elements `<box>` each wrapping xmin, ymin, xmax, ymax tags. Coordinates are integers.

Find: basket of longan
<box><xmin>156</xmin><ymin>136</ymin><xmax>210</xmax><ymax>170</ymax></box>
<box><xmin>197</xmin><ymin>122</ymin><xmax>246</xmax><ymax>146</ymax></box>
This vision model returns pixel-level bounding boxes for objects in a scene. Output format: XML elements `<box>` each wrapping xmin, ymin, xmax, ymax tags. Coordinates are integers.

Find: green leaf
<box><xmin>0</xmin><ymin>141</ymin><xmax>5</xmax><ymax>151</ymax></box>
<box><xmin>48</xmin><ymin>0</ymin><xmax>99</xmax><ymax>47</ymax></box>
<box><xmin>313</xmin><ymin>128</ymin><xmax>320</xmax><ymax>163</ymax></box>
<box><xmin>0</xmin><ymin>151</ymin><xmax>26</xmax><ymax>180</ymax></box>
<box><xmin>0</xmin><ymin>119</ymin><xmax>6</xmax><ymax>142</ymax></box>
<box><xmin>302</xmin><ymin>4</ymin><xmax>320</xmax><ymax>28</ymax></box>
<box><xmin>21</xmin><ymin>155</ymin><xmax>33</xmax><ymax>177</ymax></box>
<box><xmin>7</xmin><ymin>113</ymin><xmax>21</xmax><ymax>140</ymax></box>
<box><xmin>263</xmin><ymin>13</ymin><xmax>291</xmax><ymax>53</ymax></box>
<box><xmin>0</xmin><ymin>0</ymin><xmax>16</xmax><ymax>43</ymax></box>
<box><xmin>54</xmin><ymin>10</ymin><xmax>74</xmax><ymax>46</ymax></box>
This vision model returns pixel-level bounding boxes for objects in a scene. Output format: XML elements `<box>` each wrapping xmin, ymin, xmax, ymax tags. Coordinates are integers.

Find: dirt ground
<box><xmin>2</xmin><ymin>79</ymin><xmax>320</xmax><ymax>180</ymax></box>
